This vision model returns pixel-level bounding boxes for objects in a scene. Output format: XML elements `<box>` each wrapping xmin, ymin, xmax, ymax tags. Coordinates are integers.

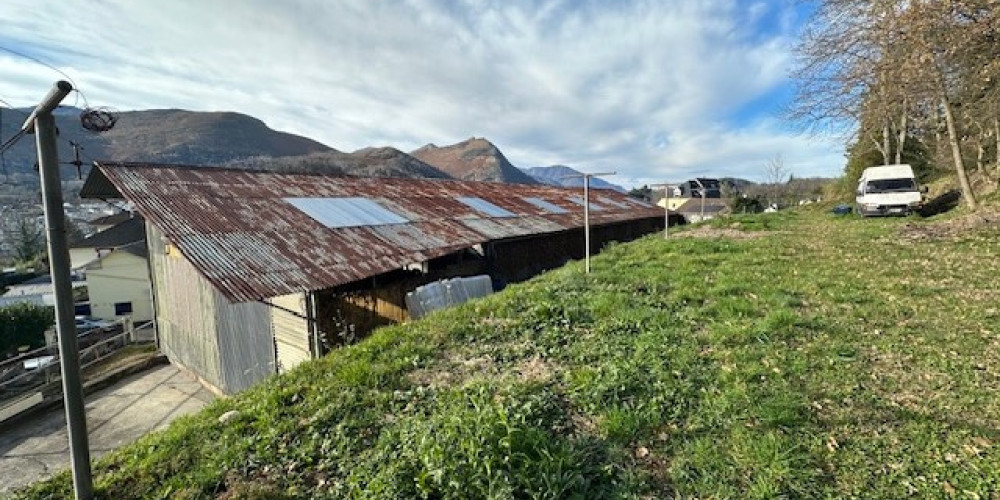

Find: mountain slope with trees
<box><xmin>0</xmin><ymin>108</ymin><xmax>332</xmax><ymax>179</ymax></box>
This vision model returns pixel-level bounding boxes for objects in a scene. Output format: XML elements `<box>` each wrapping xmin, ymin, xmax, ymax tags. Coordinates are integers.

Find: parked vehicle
<box><xmin>74</xmin><ymin>316</ymin><xmax>114</xmax><ymax>333</ymax></box>
<box><xmin>855</xmin><ymin>164</ymin><xmax>925</xmax><ymax>216</ymax></box>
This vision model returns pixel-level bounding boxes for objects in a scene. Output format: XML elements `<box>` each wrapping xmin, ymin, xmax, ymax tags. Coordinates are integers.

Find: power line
<box><xmin>0</xmin><ymin>45</ymin><xmax>89</xmax><ymax>108</ymax></box>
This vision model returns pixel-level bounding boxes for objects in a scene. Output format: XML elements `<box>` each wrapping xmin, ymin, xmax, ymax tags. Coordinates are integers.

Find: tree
<box><xmin>793</xmin><ymin>0</ymin><xmax>1000</xmax><ymax>210</ymax></box>
<box><xmin>0</xmin><ymin>303</ymin><xmax>55</xmax><ymax>355</ymax></box>
<box><xmin>627</xmin><ymin>185</ymin><xmax>653</xmax><ymax>201</ymax></box>
<box><xmin>14</xmin><ymin>216</ymin><xmax>44</xmax><ymax>263</ymax></box>
<box><xmin>763</xmin><ymin>154</ymin><xmax>791</xmax><ymax>206</ymax></box>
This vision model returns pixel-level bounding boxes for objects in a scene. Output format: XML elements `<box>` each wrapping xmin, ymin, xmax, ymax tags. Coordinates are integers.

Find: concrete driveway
<box><xmin>0</xmin><ymin>364</ymin><xmax>216</xmax><ymax>494</ymax></box>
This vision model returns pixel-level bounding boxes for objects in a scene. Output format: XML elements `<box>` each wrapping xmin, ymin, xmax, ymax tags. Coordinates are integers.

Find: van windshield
<box><xmin>866</xmin><ymin>178</ymin><xmax>917</xmax><ymax>193</ymax></box>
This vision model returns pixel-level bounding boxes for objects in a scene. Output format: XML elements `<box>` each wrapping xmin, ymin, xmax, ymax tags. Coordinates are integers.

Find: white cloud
<box><xmin>0</xmin><ymin>0</ymin><xmax>843</xmax><ymax>187</ymax></box>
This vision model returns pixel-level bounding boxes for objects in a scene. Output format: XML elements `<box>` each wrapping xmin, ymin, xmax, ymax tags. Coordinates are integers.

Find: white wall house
<box><xmin>85</xmin><ymin>242</ymin><xmax>153</xmax><ymax>323</ymax></box>
<box><xmin>70</xmin><ymin>216</ymin><xmax>144</xmax><ymax>270</ymax></box>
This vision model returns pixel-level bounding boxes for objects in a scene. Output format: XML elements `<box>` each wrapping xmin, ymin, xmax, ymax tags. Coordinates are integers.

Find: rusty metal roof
<box><xmin>82</xmin><ymin>162</ymin><xmax>663</xmax><ymax>303</ymax></box>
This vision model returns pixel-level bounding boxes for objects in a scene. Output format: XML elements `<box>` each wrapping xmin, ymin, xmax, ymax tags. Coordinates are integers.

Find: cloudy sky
<box><xmin>0</xmin><ymin>0</ymin><xmax>844</xmax><ymax>187</ymax></box>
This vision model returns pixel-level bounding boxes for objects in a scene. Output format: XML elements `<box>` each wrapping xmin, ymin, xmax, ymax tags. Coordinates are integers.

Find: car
<box><xmin>74</xmin><ymin>316</ymin><xmax>113</xmax><ymax>333</ymax></box>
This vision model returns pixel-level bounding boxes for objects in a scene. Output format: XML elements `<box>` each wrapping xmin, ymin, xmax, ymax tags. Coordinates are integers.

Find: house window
<box><xmin>114</xmin><ymin>301</ymin><xmax>133</xmax><ymax>315</ymax></box>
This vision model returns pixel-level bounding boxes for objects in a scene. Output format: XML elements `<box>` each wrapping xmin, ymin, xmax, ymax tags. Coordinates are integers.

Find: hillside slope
<box><xmin>411</xmin><ymin>138</ymin><xmax>539</xmax><ymax>185</ymax></box>
<box><xmin>17</xmin><ymin>209</ymin><xmax>1000</xmax><ymax>498</ymax></box>
<box><xmin>228</xmin><ymin>147</ymin><xmax>454</xmax><ymax>179</ymax></box>
<box><xmin>0</xmin><ymin>108</ymin><xmax>332</xmax><ymax>175</ymax></box>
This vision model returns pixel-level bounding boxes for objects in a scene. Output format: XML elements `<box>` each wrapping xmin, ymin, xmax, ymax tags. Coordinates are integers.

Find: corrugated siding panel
<box><xmin>216</xmin><ymin>297</ymin><xmax>274</xmax><ymax>393</ymax></box>
<box><xmin>270</xmin><ymin>293</ymin><xmax>311</xmax><ymax>373</ymax></box>
<box><xmin>147</xmin><ymin>224</ymin><xmax>223</xmax><ymax>390</ymax></box>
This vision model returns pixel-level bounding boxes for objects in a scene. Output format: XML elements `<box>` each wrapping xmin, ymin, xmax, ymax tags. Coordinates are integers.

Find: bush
<box><xmin>0</xmin><ymin>303</ymin><xmax>55</xmax><ymax>355</ymax></box>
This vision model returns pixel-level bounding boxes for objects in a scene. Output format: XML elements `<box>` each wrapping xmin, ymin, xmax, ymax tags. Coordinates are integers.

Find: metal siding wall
<box><xmin>147</xmin><ymin>224</ymin><xmax>224</xmax><ymax>390</ymax></box>
<box><xmin>216</xmin><ymin>296</ymin><xmax>275</xmax><ymax>393</ymax></box>
<box><xmin>269</xmin><ymin>293</ymin><xmax>311</xmax><ymax>373</ymax></box>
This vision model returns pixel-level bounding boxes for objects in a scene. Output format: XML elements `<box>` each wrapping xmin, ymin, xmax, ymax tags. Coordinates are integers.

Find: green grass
<box><xmin>12</xmin><ymin>209</ymin><xmax>1000</xmax><ymax>499</ymax></box>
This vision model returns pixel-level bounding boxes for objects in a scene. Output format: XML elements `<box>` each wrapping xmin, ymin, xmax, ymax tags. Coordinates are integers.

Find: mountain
<box><xmin>0</xmin><ymin>107</ymin><xmax>332</xmax><ymax>178</ymax></box>
<box><xmin>411</xmin><ymin>137</ymin><xmax>539</xmax><ymax>185</ymax></box>
<box><xmin>523</xmin><ymin>165</ymin><xmax>625</xmax><ymax>192</ymax></box>
<box><xmin>229</xmin><ymin>147</ymin><xmax>453</xmax><ymax>179</ymax></box>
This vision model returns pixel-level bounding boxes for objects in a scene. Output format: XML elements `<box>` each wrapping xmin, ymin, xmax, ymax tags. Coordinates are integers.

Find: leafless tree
<box><xmin>763</xmin><ymin>154</ymin><xmax>791</xmax><ymax>206</ymax></box>
<box><xmin>792</xmin><ymin>0</ymin><xmax>1000</xmax><ymax>210</ymax></box>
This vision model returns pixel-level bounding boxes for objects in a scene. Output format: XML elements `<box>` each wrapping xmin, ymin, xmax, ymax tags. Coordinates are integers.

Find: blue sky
<box><xmin>0</xmin><ymin>0</ymin><xmax>844</xmax><ymax>187</ymax></box>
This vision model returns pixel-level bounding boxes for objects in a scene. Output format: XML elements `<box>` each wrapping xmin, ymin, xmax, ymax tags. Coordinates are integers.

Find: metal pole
<box><xmin>650</xmin><ymin>183</ymin><xmax>672</xmax><ymax>239</ymax></box>
<box><xmin>30</xmin><ymin>81</ymin><xmax>93</xmax><ymax>500</ymax></box>
<box><xmin>665</xmin><ymin>186</ymin><xmax>670</xmax><ymax>238</ymax></box>
<box><xmin>583</xmin><ymin>175</ymin><xmax>591</xmax><ymax>273</ymax></box>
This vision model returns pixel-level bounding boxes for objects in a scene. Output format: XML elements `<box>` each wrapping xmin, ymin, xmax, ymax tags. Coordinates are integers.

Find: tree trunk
<box><xmin>895</xmin><ymin>101</ymin><xmax>907</xmax><ymax>164</ymax></box>
<box><xmin>882</xmin><ymin>120</ymin><xmax>892</xmax><ymax>165</ymax></box>
<box><xmin>995</xmin><ymin>117</ymin><xmax>999</xmax><ymax>186</ymax></box>
<box><xmin>940</xmin><ymin>95</ymin><xmax>978</xmax><ymax>209</ymax></box>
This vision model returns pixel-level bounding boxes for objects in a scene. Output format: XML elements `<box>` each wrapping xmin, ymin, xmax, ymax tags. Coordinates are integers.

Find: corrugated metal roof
<box><xmin>83</xmin><ymin>162</ymin><xmax>664</xmax><ymax>303</ymax></box>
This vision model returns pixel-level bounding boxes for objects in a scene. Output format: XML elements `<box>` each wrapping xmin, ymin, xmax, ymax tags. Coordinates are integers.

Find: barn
<box><xmin>81</xmin><ymin>162</ymin><xmax>664</xmax><ymax>394</ymax></box>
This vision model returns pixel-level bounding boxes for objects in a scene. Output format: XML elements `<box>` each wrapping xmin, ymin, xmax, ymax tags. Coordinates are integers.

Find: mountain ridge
<box><xmin>523</xmin><ymin>165</ymin><xmax>625</xmax><ymax>192</ymax></box>
<box><xmin>411</xmin><ymin>137</ymin><xmax>539</xmax><ymax>185</ymax></box>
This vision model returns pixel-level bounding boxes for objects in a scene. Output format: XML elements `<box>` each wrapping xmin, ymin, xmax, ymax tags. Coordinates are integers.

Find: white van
<box><xmin>855</xmin><ymin>164</ymin><xmax>924</xmax><ymax>216</ymax></box>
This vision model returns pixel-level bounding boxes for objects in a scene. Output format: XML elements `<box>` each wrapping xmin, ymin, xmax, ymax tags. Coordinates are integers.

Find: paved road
<box><xmin>0</xmin><ymin>364</ymin><xmax>216</xmax><ymax>494</ymax></box>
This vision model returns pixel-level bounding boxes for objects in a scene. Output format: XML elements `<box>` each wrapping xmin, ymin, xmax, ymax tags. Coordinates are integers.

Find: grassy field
<box><xmin>12</xmin><ymin>208</ymin><xmax>1000</xmax><ymax>499</ymax></box>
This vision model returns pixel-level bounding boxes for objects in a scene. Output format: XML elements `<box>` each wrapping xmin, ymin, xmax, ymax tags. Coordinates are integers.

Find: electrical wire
<box><xmin>0</xmin><ymin>45</ymin><xmax>89</xmax><ymax>109</ymax></box>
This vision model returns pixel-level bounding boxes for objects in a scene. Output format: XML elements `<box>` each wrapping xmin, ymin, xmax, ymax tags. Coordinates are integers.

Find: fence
<box><xmin>0</xmin><ymin>318</ymin><xmax>154</xmax><ymax>421</ymax></box>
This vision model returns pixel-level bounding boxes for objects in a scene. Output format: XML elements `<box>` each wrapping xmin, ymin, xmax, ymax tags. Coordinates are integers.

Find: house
<box><xmin>675</xmin><ymin>198</ymin><xmax>729</xmax><ymax>223</ymax></box>
<box><xmin>84</xmin><ymin>241</ymin><xmax>153</xmax><ymax>323</ymax></box>
<box><xmin>81</xmin><ymin>162</ymin><xmax>665</xmax><ymax>394</ymax></box>
<box><xmin>69</xmin><ymin>216</ymin><xmax>145</xmax><ymax>270</ymax></box>
<box><xmin>2</xmin><ymin>273</ymin><xmax>86</xmax><ymax>298</ymax></box>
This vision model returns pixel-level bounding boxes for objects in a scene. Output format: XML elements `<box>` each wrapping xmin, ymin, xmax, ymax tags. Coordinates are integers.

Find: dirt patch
<box><xmin>672</xmin><ymin>226</ymin><xmax>771</xmax><ymax>239</ymax></box>
<box><xmin>406</xmin><ymin>350</ymin><xmax>558</xmax><ymax>388</ymax></box>
<box><xmin>517</xmin><ymin>355</ymin><xmax>555</xmax><ymax>382</ymax></box>
<box><xmin>900</xmin><ymin>207</ymin><xmax>1000</xmax><ymax>241</ymax></box>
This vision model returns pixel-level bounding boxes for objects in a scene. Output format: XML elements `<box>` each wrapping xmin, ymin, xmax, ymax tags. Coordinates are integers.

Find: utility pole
<box><xmin>23</xmin><ymin>80</ymin><xmax>93</xmax><ymax>500</ymax></box>
<box><xmin>649</xmin><ymin>183</ymin><xmax>675</xmax><ymax>239</ymax></box>
<box><xmin>575</xmin><ymin>172</ymin><xmax>615</xmax><ymax>273</ymax></box>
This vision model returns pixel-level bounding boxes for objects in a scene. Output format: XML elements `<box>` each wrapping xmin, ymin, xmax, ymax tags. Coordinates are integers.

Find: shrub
<box><xmin>0</xmin><ymin>303</ymin><xmax>55</xmax><ymax>355</ymax></box>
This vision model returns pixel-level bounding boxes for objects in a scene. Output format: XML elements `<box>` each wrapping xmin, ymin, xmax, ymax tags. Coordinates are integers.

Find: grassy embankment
<box><xmin>13</xmin><ymin>207</ymin><xmax>1000</xmax><ymax>499</ymax></box>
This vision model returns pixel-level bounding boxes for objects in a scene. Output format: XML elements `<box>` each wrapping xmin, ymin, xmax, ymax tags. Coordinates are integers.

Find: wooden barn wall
<box><xmin>311</xmin><ymin>217</ymin><xmax>663</xmax><ymax>346</ymax></box>
<box><xmin>147</xmin><ymin>224</ymin><xmax>224</xmax><ymax>391</ymax></box>
<box><xmin>269</xmin><ymin>292</ymin><xmax>311</xmax><ymax>373</ymax></box>
<box><xmin>487</xmin><ymin>216</ymin><xmax>663</xmax><ymax>285</ymax></box>
<box><xmin>313</xmin><ymin>253</ymin><xmax>487</xmax><ymax>349</ymax></box>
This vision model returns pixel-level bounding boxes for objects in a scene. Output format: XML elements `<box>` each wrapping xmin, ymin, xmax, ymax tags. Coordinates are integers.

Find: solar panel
<box><xmin>522</xmin><ymin>197</ymin><xmax>568</xmax><ymax>214</ymax></box>
<box><xmin>284</xmin><ymin>197</ymin><xmax>409</xmax><ymax>228</ymax></box>
<box><xmin>456</xmin><ymin>196</ymin><xmax>516</xmax><ymax>217</ymax></box>
<box><xmin>596</xmin><ymin>196</ymin><xmax>629</xmax><ymax>209</ymax></box>
<box><xmin>567</xmin><ymin>196</ymin><xmax>606</xmax><ymax>211</ymax></box>
<box><xmin>626</xmin><ymin>197</ymin><xmax>653</xmax><ymax>208</ymax></box>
